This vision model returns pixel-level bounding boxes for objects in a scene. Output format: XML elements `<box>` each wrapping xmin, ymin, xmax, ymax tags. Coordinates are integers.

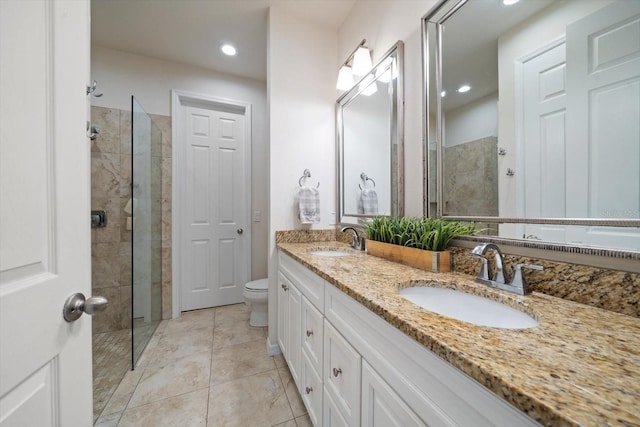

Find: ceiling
<box><xmin>441</xmin><ymin>0</ymin><xmax>555</xmax><ymax>111</ymax></box>
<box><xmin>92</xmin><ymin>0</ymin><xmax>357</xmax><ymax>82</ymax></box>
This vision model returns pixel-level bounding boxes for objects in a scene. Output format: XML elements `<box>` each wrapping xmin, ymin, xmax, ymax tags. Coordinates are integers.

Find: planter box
<box><xmin>366</xmin><ymin>240</ymin><xmax>451</xmax><ymax>273</ymax></box>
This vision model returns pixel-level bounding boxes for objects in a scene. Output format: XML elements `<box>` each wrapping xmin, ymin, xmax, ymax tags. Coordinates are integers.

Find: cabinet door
<box><xmin>362</xmin><ymin>361</ymin><xmax>426</xmax><ymax>427</ymax></box>
<box><xmin>323</xmin><ymin>389</ymin><xmax>349</xmax><ymax>427</ymax></box>
<box><xmin>288</xmin><ymin>283</ymin><xmax>302</xmax><ymax>385</ymax></box>
<box><xmin>277</xmin><ymin>272</ymin><xmax>289</xmax><ymax>357</ymax></box>
<box><xmin>301</xmin><ymin>351</ymin><xmax>323</xmax><ymax>426</ymax></box>
<box><xmin>324</xmin><ymin>320</ymin><xmax>361</xmax><ymax>427</ymax></box>
<box><xmin>302</xmin><ymin>296</ymin><xmax>324</xmax><ymax>375</ymax></box>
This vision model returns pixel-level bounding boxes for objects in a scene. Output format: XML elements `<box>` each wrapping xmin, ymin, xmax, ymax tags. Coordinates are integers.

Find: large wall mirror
<box><xmin>423</xmin><ymin>0</ymin><xmax>640</xmax><ymax>251</ymax></box>
<box><xmin>337</xmin><ymin>41</ymin><xmax>404</xmax><ymax>225</ymax></box>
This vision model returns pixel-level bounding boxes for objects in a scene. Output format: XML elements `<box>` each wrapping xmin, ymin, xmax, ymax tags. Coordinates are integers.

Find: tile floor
<box><xmin>93</xmin><ymin>320</ymin><xmax>161</xmax><ymax>421</ymax></box>
<box><xmin>94</xmin><ymin>303</ymin><xmax>310</xmax><ymax>427</ymax></box>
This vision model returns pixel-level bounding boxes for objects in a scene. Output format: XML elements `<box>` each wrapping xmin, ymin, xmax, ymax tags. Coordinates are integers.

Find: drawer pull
<box><xmin>305</xmin><ymin>386</ymin><xmax>313</xmax><ymax>394</ymax></box>
<box><xmin>332</xmin><ymin>367</ymin><xmax>342</xmax><ymax>377</ymax></box>
<box><xmin>306</xmin><ymin>330</ymin><xmax>313</xmax><ymax>337</ymax></box>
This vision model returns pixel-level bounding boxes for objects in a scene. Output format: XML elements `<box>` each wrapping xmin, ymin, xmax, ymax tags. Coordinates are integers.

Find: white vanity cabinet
<box><xmin>324</xmin><ymin>320</ymin><xmax>361</xmax><ymax>426</ymax></box>
<box><xmin>277</xmin><ymin>251</ymin><xmax>539</xmax><ymax>427</ymax></box>
<box><xmin>361</xmin><ymin>360</ymin><xmax>425</xmax><ymax>427</ymax></box>
<box><xmin>277</xmin><ymin>271</ymin><xmax>302</xmax><ymax>385</ymax></box>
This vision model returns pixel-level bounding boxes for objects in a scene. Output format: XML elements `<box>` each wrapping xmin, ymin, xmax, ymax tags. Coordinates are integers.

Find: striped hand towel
<box><xmin>361</xmin><ymin>188</ymin><xmax>378</xmax><ymax>215</ymax></box>
<box><xmin>298</xmin><ymin>186</ymin><xmax>320</xmax><ymax>224</ymax></box>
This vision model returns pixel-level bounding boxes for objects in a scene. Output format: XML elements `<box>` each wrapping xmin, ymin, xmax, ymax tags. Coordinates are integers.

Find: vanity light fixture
<box><xmin>336</xmin><ymin>39</ymin><xmax>373</xmax><ymax>91</ymax></box>
<box><xmin>457</xmin><ymin>84</ymin><xmax>471</xmax><ymax>93</ymax></box>
<box><xmin>337</xmin><ymin>66</ymin><xmax>355</xmax><ymax>91</ymax></box>
<box><xmin>503</xmin><ymin>0</ymin><xmax>520</xmax><ymax>5</ymax></box>
<box><xmin>360</xmin><ymin>75</ymin><xmax>378</xmax><ymax>96</ymax></box>
<box><xmin>376</xmin><ymin>57</ymin><xmax>393</xmax><ymax>83</ymax></box>
<box><xmin>221</xmin><ymin>44</ymin><xmax>237</xmax><ymax>56</ymax></box>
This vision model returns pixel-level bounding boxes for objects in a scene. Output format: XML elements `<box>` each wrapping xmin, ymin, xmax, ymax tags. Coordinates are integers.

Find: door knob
<box><xmin>237</xmin><ymin>228</ymin><xmax>244</xmax><ymax>234</ymax></box>
<box><xmin>63</xmin><ymin>293</ymin><xmax>109</xmax><ymax>322</ymax></box>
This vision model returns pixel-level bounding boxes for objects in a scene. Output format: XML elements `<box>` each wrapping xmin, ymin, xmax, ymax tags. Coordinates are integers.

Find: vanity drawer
<box><xmin>302</xmin><ymin>296</ymin><xmax>323</xmax><ymax>375</ymax></box>
<box><xmin>280</xmin><ymin>252</ymin><xmax>325</xmax><ymax>312</ymax></box>
<box><xmin>300</xmin><ymin>351</ymin><xmax>323</xmax><ymax>427</ymax></box>
<box><xmin>324</xmin><ymin>319</ymin><xmax>361</xmax><ymax>426</ymax></box>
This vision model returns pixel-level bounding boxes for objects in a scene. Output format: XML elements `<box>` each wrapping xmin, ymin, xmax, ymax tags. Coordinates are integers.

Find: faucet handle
<box><xmin>516</xmin><ymin>263</ymin><xmax>544</xmax><ymax>272</ymax></box>
<box><xmin>510</xmin><ymin>263</ymin><xmax>544</xmax><ymax>293</ymax></box>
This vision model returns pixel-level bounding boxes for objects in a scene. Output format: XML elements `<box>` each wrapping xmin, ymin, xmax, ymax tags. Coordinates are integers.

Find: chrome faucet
<box><xmin>470</xmin><ymin>242</ymin><xmax>543</xmax><ymax>295</ymax></box>
<box><xmin>341</xmin><ymin>226</ymin><xmax>365</xmax><ymax>250</ymax></box>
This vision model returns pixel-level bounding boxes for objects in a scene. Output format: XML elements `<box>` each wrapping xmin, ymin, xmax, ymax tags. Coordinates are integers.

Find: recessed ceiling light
<box><xmin>441</xmin><ymin>90</ymin><xmax>447</xmax><ymax>97</ymax></box>
<box><xmin>503</xmin><ymin>0</ymin><xmax>520</xmax><ymax>5</ymax></box>
<box><xmin>457</xmin><ymin>85</ymin><xmax>471</xmax><ymax>93</ymax></box>
<box><xmin>221</xmin><ymin>44</ymin><xmax>236</xmax><ymax>56</ymax></box>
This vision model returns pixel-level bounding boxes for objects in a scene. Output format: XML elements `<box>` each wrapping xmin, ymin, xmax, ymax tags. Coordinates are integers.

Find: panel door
<box><xmin>565</xmin><ymin>0</ymin><xmax>640</xmax><ymax>249</ymax></box>
<box><xmin>277</xmin><ymin>272</ymin><xmax>290</xmax><ymax>357</ymax></box>
<box><xmin>181</xmin><ymin>105</ymin><xmax>248</xmax><ymax>310</ymax></box>
<box><xmin>301</xmin><ymin>351</ymin><xmax>323</xmax><ymax>426</ymax></box>
<box><xmin>288</xmin><ymin>283</ymin><xmax>302</xmax><ymax>386</ymax></box>
<box><xmin>324</xmin><ymin>320</ymin><xmax>361</xmax><ymax>427</ymax></box>
<box><xmin>521</xmin><ymin>41</ymin><xmax>568</xmax><ymax>243</ymax></box>
<box><xmin>361</xmin><ymin>361</ymin><xmax>426</xmax><ymax>427</ymax></box>
<box><xmin>302</xmin><ymin>295</ymin><xmax>324</xmax><ymax>375</ymax></box>
<box><xmin>0</xmin><ymin>0</ymin><xmax>92</xmax><ymax>425</ymax></box>
<box><xmin>323</xmin><ymin>389</ymin><xmax>349</xmax><ymax>427</ymax></box>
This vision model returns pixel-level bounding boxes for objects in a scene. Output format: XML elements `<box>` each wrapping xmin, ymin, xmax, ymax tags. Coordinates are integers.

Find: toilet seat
<box><xmin>245</xmin><ymin>279</ymin><xmax>268</xmax><ymax>292</ymax></box>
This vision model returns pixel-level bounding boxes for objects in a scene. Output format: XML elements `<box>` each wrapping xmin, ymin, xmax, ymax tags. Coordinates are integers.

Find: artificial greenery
<box><xmin>366</xmin><ymin>216</ymin><xmax>477</xmax><ymax>252</ymax></box>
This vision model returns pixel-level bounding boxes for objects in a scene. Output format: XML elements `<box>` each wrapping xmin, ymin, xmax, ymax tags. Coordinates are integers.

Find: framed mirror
<box><xmin>423</xmin><ymin>0</ymin><xmax>640</xmax><ymax>251</ymax></box>
<box><xmin>337</xmin><ymin>41</ymin><xmax>404</xmax><ymax>225</ymax></box>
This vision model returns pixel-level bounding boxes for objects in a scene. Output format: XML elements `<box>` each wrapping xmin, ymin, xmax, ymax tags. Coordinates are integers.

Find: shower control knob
<box><xmin>63</xmin><ymin>293</ymin><xmax>109</xmax><ymax>322</ymax></box>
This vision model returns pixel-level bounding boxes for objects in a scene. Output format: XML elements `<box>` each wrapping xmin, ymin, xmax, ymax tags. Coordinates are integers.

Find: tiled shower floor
<box><xmin>94</xmin><ymin>303</ymin><xmax>309</xmax><ymax>426</ymax></box>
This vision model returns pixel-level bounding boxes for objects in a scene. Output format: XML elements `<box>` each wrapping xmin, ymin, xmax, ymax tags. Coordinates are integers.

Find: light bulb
<box><xmin>352</xmin><ymin>47</ymin><xmax>373</xmax><ymax>76</ymax></box>
<box><xmin>221</xmin><ymin>44</ymin><xmax>236</xmax><ymax>56</ymax></box>
<box><xmin>336</xmin><ymin>66</ymin><xmax>354</xmax><ymax>91</ymax></box>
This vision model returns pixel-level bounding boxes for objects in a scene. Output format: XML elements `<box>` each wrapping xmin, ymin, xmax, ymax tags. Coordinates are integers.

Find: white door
<box><xmin>0</xmin><ymin>1</ymin><xmax>92</xmax><ymax>426</ymax></box>
<box><xmin>177</xmin><ymin>98</ymin><xmax>250</xmax><ymax>311</ymax></box>
<box><xmin>565</xmin><ymin>0</ymin><xmax>640</xmax><ymax>249</ymax></box>
<box><xmin>521</xmin><ymin>40</ymin><xmax>568</xmax><ymax>243</ymax></box>
<box><xmin>519</xmin><ymin>0</ymin><xmax>640</xmax><ymax>250</ymax></box>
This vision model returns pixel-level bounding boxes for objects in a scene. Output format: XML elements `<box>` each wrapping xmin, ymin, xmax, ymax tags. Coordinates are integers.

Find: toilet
<box><xmin>243</xmin><ymin>278</ymin><xmax>268</xmax><ymax>327</ymax></box>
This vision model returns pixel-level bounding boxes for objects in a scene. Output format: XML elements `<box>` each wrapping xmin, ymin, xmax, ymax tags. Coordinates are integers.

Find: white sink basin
<box><xmin>309</xmin><ymin>250</ymin><xmax>352</xmax><ymax>257</ymax></box>
<box><xmin>399</xmin><ymin>287</ymin><xmax>538</xmax><ymax>329</ymax></box>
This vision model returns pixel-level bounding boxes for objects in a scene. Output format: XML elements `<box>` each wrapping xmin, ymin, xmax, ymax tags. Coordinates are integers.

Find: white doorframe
<box><xmin>171</xmin><ymin>89</ymin><xmax>252</xmax><ymax>319</ymax></box>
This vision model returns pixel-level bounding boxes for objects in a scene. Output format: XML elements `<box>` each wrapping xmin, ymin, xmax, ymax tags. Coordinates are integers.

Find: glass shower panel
<box><xmin>131</xmin><ymin>96</ymin><xmax>163</xmax><ymax>368</ymax></box>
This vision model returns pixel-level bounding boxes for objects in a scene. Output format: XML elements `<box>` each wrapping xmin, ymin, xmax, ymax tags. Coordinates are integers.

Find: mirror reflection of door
<box><xmin>518</xmin><ymin>0</ymin><xmax>640</xmax><ymax>248</ymax></box>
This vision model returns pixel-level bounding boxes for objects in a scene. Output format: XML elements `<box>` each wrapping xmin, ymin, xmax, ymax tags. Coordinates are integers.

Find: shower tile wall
<box><xmin>444</xmin><ymin>137</ymin><xmax>498</xmax><ymax>217</ymax></box>
<box><xmin>91</xmin><ymin>106</ymin><xmax>173</xmax><ymax>334</ymax></box>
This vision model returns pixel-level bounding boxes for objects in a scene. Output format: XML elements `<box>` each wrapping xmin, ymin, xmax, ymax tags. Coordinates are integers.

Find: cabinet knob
<box><xmin>305</xmin><ymin>386</ymin><xmax>313</xmax><ymax>394</ymax></box>
<box><xmin>306</xmin><ymin>330</ymin><xmax>313</xmax><ymax>337</ymax></box>
<box><xmin>281</xmin><ymin>283</ymin><xmax>288</xmax><ymax>291</ymax></box>
<box><xmin>332</xmin><ymin>367</ymin><xmax>342</xmax><ymax>377</ymax></box>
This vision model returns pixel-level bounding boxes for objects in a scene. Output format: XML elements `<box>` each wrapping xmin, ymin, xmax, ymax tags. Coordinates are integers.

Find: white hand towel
<box><xmin>298</xmin><ymin>186</ymin><xmax>320</xmax><ymax>224</ymax></box>
<box><xmin>361</xmin><ymin>188</ymin><xmax>378</xmax><ymax>215</ymax></box>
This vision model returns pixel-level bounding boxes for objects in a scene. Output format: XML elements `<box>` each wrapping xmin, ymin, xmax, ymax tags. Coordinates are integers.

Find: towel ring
<box><xmin>359</xmin><ymin>172</ymin><xmax>376</xmax><ymax>190</ymax></box>
<box><xmin>299</xmin><ymin>169</ymin><xmax>320</xmax><ymax>188</ymax></box>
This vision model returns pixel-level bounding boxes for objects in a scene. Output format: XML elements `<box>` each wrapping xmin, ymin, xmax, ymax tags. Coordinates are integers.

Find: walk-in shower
<box><xmin>91</xmin><ymin>96</ymin><xmax>163</xmax><ymax>422</ymax></box>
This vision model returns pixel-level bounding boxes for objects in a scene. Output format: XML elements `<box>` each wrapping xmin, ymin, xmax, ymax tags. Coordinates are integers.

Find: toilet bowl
<box><xmin>243</xmin><ymin>278</ymin><xmax>268</xmax><ymax>327</ymax></box>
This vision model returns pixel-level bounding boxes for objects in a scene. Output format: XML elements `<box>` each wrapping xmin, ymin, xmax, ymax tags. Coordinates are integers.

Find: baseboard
<box><xmin>266</xmin><ymin>338</ymin><xmax>281</xmax><ymax>356</ymax></box>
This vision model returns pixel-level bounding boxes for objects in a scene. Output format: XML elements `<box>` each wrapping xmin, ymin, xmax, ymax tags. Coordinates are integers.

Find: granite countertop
<box><xmin>277</xmin><ymin>241</ymin><xmax>640</xmax><ymax>427</ymax></box>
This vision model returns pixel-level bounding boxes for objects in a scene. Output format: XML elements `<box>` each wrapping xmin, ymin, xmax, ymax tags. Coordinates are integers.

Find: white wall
<box><xmin>339</xmin><ymin>0</ymin><xmax>439</xmax><ymax>217</ymax></box>
<box><xmin>444</xmin><ymin>93</ymin><xmax>497</xmax><ymax>147</ymax></box>
<box><xmin>91</xmin><ymin>46</ymin><xmax>269</xmax><ymax>281</ymax></box>
<box><xmin>267</xmin><ymin>6</ymin><xmax>338</xmax><ymax>351</ymax></box>
<box><xmin>497</xmin><ymin>0</ymin><xmax>613</xmax><ymax>237</ymax></box>
<box><xmin>343</xmin><ymin>87</ymin><xmax>392</xmax><ymax>215</ymax></box>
